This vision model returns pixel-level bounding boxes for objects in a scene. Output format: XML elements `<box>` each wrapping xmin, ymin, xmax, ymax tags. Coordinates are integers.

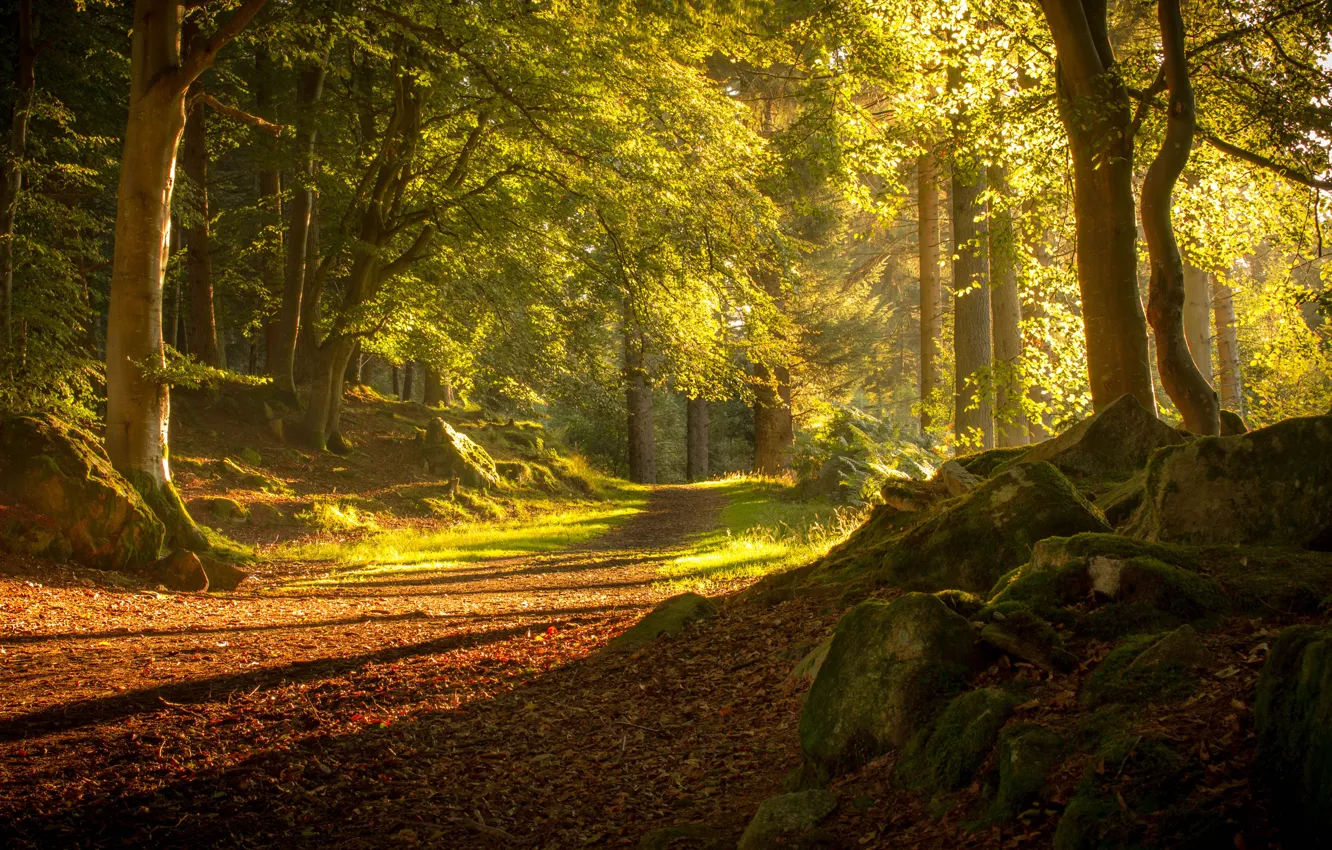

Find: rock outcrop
<box><xmin>1011</xmin><ymin>393</ymin><xmax>1187</xmax><ymax>481</ymax></box>
<box><xmin>1127</xmin><ymin>415</ymin><xmax>1332</xmax><ymax>548</ymax></box>
<box><xmin>737</xmin><ymin>790</ymin><xmax>836</xmax><ymax>850</ymax></box>
<box><xmin>0</xmin><ymin>413</ymin><xmax>164</xmax><ymax>571</ymax></box>
<box><xmin>421</xmin><ymin>418</ymin><xmax>498</xmax><ymax>489</ymax></box>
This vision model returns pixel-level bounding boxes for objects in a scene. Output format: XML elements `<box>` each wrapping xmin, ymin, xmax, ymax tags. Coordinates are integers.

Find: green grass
<box><xmin>657</xmin><ymin>477</ymin><xmax>863</xmax><ymax>591</ymax></box>
<box><xmin>276</xmin><ymin>482</ymin><xmax>649</xmax><ymax>588</ymax></box>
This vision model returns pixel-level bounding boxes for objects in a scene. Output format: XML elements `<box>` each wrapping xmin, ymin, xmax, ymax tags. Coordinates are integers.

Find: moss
<box><xmin>606</xmin><ymin>592</ymin><xmax>717</xmax><ymax>652</ymax></box>
<box><xmin>1093</xmin><ymin>472</ymin><xmax>1145</xmax><ymax>528</ymax></box>
<box><xmin>980</xmin><ymin>607</ymin><xmax>1077</xmax><ymax>672</ymax></box>
<box><xmin>1080</xmin><ymin>633</ymin><xmax>1201</xmax><ymax>708</ymax></box>
<box><xmin>956</xmin><ymin>445</ymin><xmax>1031</xmax><ymax>478</ymax></box>
<box><xmin>1052</xmin><ymin>795</ymin><xmax>1121</xmax><ymax>850</ymax></box>
<box><xmin>934</xmin><ymin>589</ymin><xmax>986</xmax><ymax>619</ymax></box>
<box><xmin>1054</xmin><ymin>733</ymin><xmax>1193</xmax><ymax>850</ymax></box>
<box><xmin>898</xmin><ymin>688</ymin><xmax>1016</xmax><ymax>793</ymax></box>
<box><xmin>986</xmin><ymin>724</ymin><xmax>1064</xmax><ymax>822</ymax></box>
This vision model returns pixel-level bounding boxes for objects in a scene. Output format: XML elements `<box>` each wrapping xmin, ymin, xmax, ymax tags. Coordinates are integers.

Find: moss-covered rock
<box><xmin>1004</xmin><ymin>393</ymin><xmax>1187</xmax><ymax>481</ymax></box>
<box><xmin>606</xmin><ymin>593</ymin><xmax>716</xmax><ymax>652</ymax></box>
<box><xmin>198</xmin><ymin>554</ymin><xmax>251</xmax><ymax>591</ymax></box>
<box><xmin>934</xmin><ymin>589</ymin><xmax>986</xmax><ymax>619</ymax></box>
<box><xmin>786</xmin><ymin>637</ymin><xmax>832</xmax><ymax>692</ymax></box>
<box><xmin>988</xmin><ymin>724</ymin><xmax>1064</xmax><ymax>822</ymax></box>
<box><xmin>238</xmin><ymin>447</ymin><xmax>262</xmax><ymax>466</ymax></box>
<box><xmin>1080</xmin><ymin>631</ymin><xmax>1204</xmax><ymax>708</ymax></box>
<box><xmin>1127</xmin><ymin>414</ymin><xmax>1332</xmax><ymax>548</ymax></box>
<box><xmin>821</xmin><ymin>462</ymin><xmax>1110</xmax><ymax>594</ymax></box>
<box><xmin>1092</xmin><ymin>471</ymin><xmax>1146</xmax><ymax>528</ymax></box>
<box><xmin>0</xmin><ymin>413</ymin><xmax>164</xmax><ymax>571</ymax></box>
<box><xmin>423</xmin><ymin>418</ymin><xmax>499</xmax><ymax>489</ymax></box>
<box><xmin>956</xmin><ymin>445</ymin><xmax>1032</xmax><ymax>478</ymax></box>
<box><xmin>981</xmin><ymin>608</ymin><xmax>1077</xmax><ymax>673</ymax></box>
<box><xmin>737</xmin><ymin>790</ymin><xmax>837</xmax><ymax>850</ymax></box>
<box><xmin>636</xmin><ymin>824</ymin><xmax>727</xmax><ymax>850</ymax></box>
<box><xmin>247</xmin><ymin>502</ymin><xmax>283</xmax><ymax>526</ymax></box>
<box><xmin>1255</xmin><ymin>625</ymin><xmax>1332</xmax><ymax>846</ymax></box>
<box><xmin>206</xmin><ymin>497</ymin><xmax>249</xmax><ymax>523</ymax></box>
<box><xmin>898</xmin><ymin>687</ymin><xmax>1016</xmax><ymax>793</ymax></box>
<box><xmin>0</xmin><ymin>503</ymin><xmax>74</xmax><ymax>560</ymax></box>
<box><xmin>150</xmin><ymin>549</ymin><xmax>209</xmax><ymax>592</ymax></box>
<box><xmin>799</xmin><ymin>593</ymin><xmax>984</xmax><ymax>780</ymax></box>
<box><xmin>1219</xmin><ymin>409</ymin><xmax>1248</xmax><ymax>436</ymax></box>
<box><xmin>1054</xmin><ymin>733</ymin><xmax>1193</xmax><ymax>849</ymax></box>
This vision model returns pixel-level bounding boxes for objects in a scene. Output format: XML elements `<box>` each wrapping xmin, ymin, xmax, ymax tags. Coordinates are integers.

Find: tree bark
<box><xmin>1182</xmin><ymin>263</ymin><xmax>1213</xmax><ymax>385</ymax></box>
<box><xmin>949</xmin><ymin>64</ymin><xmax>994</xmax><ymax>448</ymax></box>
<box><xmin>1042</xmin><ymin>0</ymin><xmax>1157</xmax><ymax>413</ymax></box>
<box><xmin>1</xmin><ymin>0</ymin><xmax>35</xmax><ymax>349</ymax></box>
<box><xmin>624</xmin><ymin>319</ymin><xmax>655</xmax><ymax>484</ymax></box>
<box><xmin>1212</xmin><ymin>274</ymin><xmax>1242</xmax><ymax>413</ymax></box>
<box><xmin>686</xmin><ymin>396</ymin><xmax>709</xmax><ymax>483</ymax></box>
<box><xmin>1140</xmin><ymin>0</ymin><xmax>1220</xmax><ymax>435</ymax></box>
<box><xmin>752</xmin><ymin>268</ymin><xmax>793</xmax><ymax>474</ymax></box>
<box><xmin>423</xmin><ymin>365</ymin><xmax>441</xmax><ymax>407</ymax></box>
<box><xmin>391</xmin><ymin>364</ymin><xmax>400</xmax><ymax>397</ymax></box>
<box><xmin>990</xmin><ymin>166</ymin><xmax>1026</xmax><ymax>447</ymax></box>
<box><xmin>917</xmin><ymin>152</ymin><xmax>941</xmax><ymax>434</ymax></box>
<box><xmin>255</xmin><ymin>47</ymin><xmax>283</xmax><ymax>379</ymax></box>
<box><xmin>105</xmin><ymin>0</ymin><xmax>268</xmax><ymax>550</ymax></box>
<box><xmin>401</xmin><ymin>360</ymin><xmax>415</xmax><ymax>402</ymax></box>
<box><xmin>272</xmin><ymin>61</ymin><xmax>328</xmax><ymax>399</ymax></box>
<box><xmin>181</xmin><ymin>73</ymin><xmax>219</xmax><ymax>367</ymax></box>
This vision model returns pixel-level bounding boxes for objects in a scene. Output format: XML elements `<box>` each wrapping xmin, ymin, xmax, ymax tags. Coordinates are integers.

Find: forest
<box><xmin>1</xmin><ymin>0</ymin><xmax>1331</xmax><ymax>847</ymax></box>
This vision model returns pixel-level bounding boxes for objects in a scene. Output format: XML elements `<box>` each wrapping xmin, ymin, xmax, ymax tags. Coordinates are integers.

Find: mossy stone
<box><xmin>0</xmin><ymin>413</ymin><xmax>164</xmax><ymax>571</ymax></box>
<box><xmin>1127</xmin><ymin>414</ymin><xmax>1332</xmax><ymax>548</ymax></box>
<box><xmin>1255</xmin><ymin>625</ymin><xmax>1332</xmax><ymax>847</ymax></box>
<box><xmin>207</xmin><ymin>497</ymin><xmax>249</xmax><ymax>523</ymax></box>
<box><xmin>423</xmin><ymin>418</ymin><xmax>499</xmax><ymax>489</ymax></box>
<box><xmin>606</xmin><ymin>593</ymin><xmax>716</xmax><ymax>652</ymax></box>
<box><xmin>239</xmin><ymin>447</ymin><xmax>262</xmax><ymax>466</ymax></box>
<box><xmin>988</xmin><ymin>724</ymin><xmax>1065</xmax><ymax>822</ymax></box>
<box><xmin>737</xmin><ymin>790</ymin><xmax>836</xmax><ymax>850</ymax></box>
<box><xmin>1081</xmin><ymin>632</ymin><xmax>1203</xmax><ymax>708</ymax></box>
<box><xmin>898</xmin><ymin>687</ymin><xmax>1016</xmax><ymax>793</ymax></box>
<box><xmin>980</xmin><ymin>608</ymin><xmax>1077</xmax><ymax>673</ymax></box>
<box><xmin>1055</xmin><ymin>732</ymin><xmax>1192</xmax><ymax>849</ymax></box>
<box><xmin>956</xmin><ymin>445</ymin><xmax>1032</xmax><ymax>478</ymax></box>
<box><xmin>637</xmin><ymin>824</ymin><xmax>727</xmax><ymax>850</ymax></box>
<box><xmin>799</xmin><ymin>593</ymin><xmax>984</xmax><ymax>780</ymax></box>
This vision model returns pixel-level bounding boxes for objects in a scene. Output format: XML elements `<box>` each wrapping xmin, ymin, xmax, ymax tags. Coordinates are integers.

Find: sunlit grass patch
<box><xmin>278</xmin><ymin>483</ymin><xmax>649</xmax><ymax>587</ymax></box>
<box><xmin>658</xmin><ymin>477</ymin><xmax>863</xmax><ymax>591</ymax></box>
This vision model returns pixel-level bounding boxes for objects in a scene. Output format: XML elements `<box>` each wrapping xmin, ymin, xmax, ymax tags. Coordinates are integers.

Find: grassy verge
<box><xmin>657</xmin><ymin>477</ymin><xmax>862</xmax><ymax>591</ymax></box>
<box><xmin>276</xmin><ymin>482</ymin><xmax>650</xmax><ymax>588</ymax></box>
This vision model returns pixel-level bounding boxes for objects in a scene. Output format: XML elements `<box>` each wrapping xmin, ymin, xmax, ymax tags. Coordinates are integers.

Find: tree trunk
<box><xmin>423</xmin><ymin>366</ymin><xmax>441</xmax><ymax>407</ymax></box>
<box><xmin>1043</xmin><ymin>0</ymin><xmax>1157</xmax><ymax>413</ymax></box>
<box><xmin>1212</xmin><ymin>274</ymin><xmax>1242</xmax><ymax>413</ymax></box>
<box><xmin>343</xmin><ymin>339</ymin><xmax>360</xmax><ymax>385</ymax></box>
<box><xmin>1</xmin><ymin>0</ymin><xmax>35</xmax><ymax>349</ymax></box>
<box><xmin>401</xmin><ymin>361</ymin><xmax>415</xmax><ymax>402</ymax></box>
<box><xmin>443</xmin><ymin>375</ymin><xmax>455</xmax><ymax>407</ymax></box>
<box><xmin>624</xmin><ymin>322</ymin><xmax>655</xmax><ymax>484</ymax></box>
<box><xmin>391</xmin><ymin>364</ymin><xmax>400</xmax><ymax>397</ymax></box>
<box><xmin>752</xmin><ymin>268</ymin><xmax>793</xmax><ymax>475</ymax></box>
<box><xmin>1182</xmin><ymin>263</ymin><xmax>1213</xmax><ymax>385</ymax></box>
<box><xmin>917</xmin><ymin>152</ymin><xmax>941</xmax><ymax>434</ymax></box>
<box><xmin>272</xmin><ymin>62</ymin><xmax>327</xmax><ymax>399</ymax></box>
<box><xmin>181</xmin><ymin>81</ymin><xmax>220</xmax><ymax>367</ymax></box>
<box><xmin>990</xmin><ymin>167</ymin><xmax>1026</xmax><ymax>447</ymax></box>
<box><xmin>301</xmin><ymin>336</ymin><xmax>354</xmax><ymax>452</ymax></box>
<box><xmin>686</xmin><ymin>396</ymin><xmax>709</xmax><ymax>483</ymax></box>
<box><xmin>949</xmin><ymin>66</ymin><xmax>994</xmax><ymax>449</ymax></box>
<box><xmin>255</xmin><ymin>47</ymin><xmax>284</xmax><ymax>381</ymax></box>
<box><xmin>295</xmin><ymin>188</ymin><xmax>321</xmax><ymax>384</ymax></box>
<box><xmin>1140</xmin><ymin>0</ymin><xmax>1219</xmax><ymax>436</ymax></box>
<box><xmin>106</xmin><ymin>0</ymin><xmax>270</xmax><ymax>549</ymax></box>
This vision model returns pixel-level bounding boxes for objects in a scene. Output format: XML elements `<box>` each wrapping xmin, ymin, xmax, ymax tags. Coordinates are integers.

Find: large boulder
<box><xmin>1009</xmin><ymin>393</ymin><xmax>1187</xmax><ymax>481</ymax></box>
<box><xmin>897</xmin><ymin>687</ymin><xmax>1016</xmax><ymax>793</ymax></box>
<box><xmin>422</xmin><ymin>418</ymin><xmax>498</xmax><ymax>489</ymax></box>
<box><xmin>1126</xmin><ymin>415</ymin><xmax>1332</xmax><ymax>548</ymax></box>
<box><xmin>1255</xmin><ymin>625</ymin><xmax>1332</xmax><ymax>846</ymax></box>
<box><xmin>606</xmin><ymin>593</ymin><xmax>717</xmax><ymax>652</ymax></box>
<box><xmin>737</xmin><ymin>790</ymin><xmax>837</xmax><ymax>850</ymax></box>
<box><xmin>821</xmin><ymin>462</ymin><xmax>1110</xmax><ymax>594</ymax></box>
<box><xmin>799</xmin><ymin>593</ymin><xmax>985</xmax><ymax>780</ymax></box>
<box><xmin>149</xmin><ymin>549</ymin><xmax>210</xmax><ymax>592</ymax></box>
<box><xmin>0</xmin><ymin>414</ymin><xmax>164</xmax><ymax>571</ymax></box>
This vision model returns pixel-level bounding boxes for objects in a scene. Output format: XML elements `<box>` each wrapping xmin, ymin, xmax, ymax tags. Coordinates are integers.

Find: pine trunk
<box><xmin>686</xmin><ymin>396</ymin><xmax>709</xmax><ymax>483</ymax></box>
<box><xmin>917</xmin><ymin>152</ymin><xmax>941</xmax><ymax>434</ymax></box>
<box><xmin>1212</xmin><ymin>275</ymin><xmax>1242</xmax><ymax>413</ymax></box>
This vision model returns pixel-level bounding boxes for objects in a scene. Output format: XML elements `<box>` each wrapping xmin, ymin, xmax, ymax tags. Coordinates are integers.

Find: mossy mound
<box><xmin>898</xmin><ymin>687</ymin><xmax>1016</xmax><ymax>794</ymax></box>
<box><xmin>737</xmin><ymin>790</ymin><xmax>836</xmax><ymax>850</ymax></box>
<box><xmin>956</xmin><ymin>445</ymin><xmax>1032</xmax><ymax>478</ymax></box>
<box><xmin>820</xmin><ymin>462</ymin><xmax>1109</xmax><ymax>594</ymax></box>
<box><xmin>206</xmin><ymin>496</ymin><xmax>249</xmax><ymax>523</ymax></box>
<box><xmin>606</xmin><ymin>593</ymin><xmax>717</xmax><ymax>652</ymax></box>
<box><xmin>0</xmin><ymin>413</ymin><xmax>164</xmax><ymax>571</ymax></box>
<box><xmin>1000</xmin><ymin>393</ymin><xmax>1187</xmax><ymax>482</ymax></box>
<box><xmin>422</xmin><ymin>418</ymin><xmax>499</xmax><ymax>489</ymax></box>
<box><xmin>799</xmin><ymin>593</ymin><xmax>985</xmax><ymax>781</ymax></box>
<box><xmin>980</xmin><ymin>607</ymin><xmax>1076</xmax><ymax>673</ymax></box>
<box><xmin>987</xmin><ymin>724</ymin><xmax>1065</xmax><ymax>822</ymax></box>
<box><xmin>1080</xmin><ymin>631</ymin><xmax>1206</xmax><ymax>708</ymax></box>
<box><xmin>1127</xmin><ymin>414</ymin><xmax>1332</xmax><ymax>548</ymax></box>
<box><xmin>1255</xmin><ymin>625</ymin><xmax>1332</xmax><ymax>846</ymax></box>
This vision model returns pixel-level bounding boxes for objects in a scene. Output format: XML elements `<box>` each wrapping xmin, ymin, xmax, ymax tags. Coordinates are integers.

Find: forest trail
<box><xmin>0</xmin><ymin>483</ymin><xmax>837</xmax><ymax>849</ymax></box>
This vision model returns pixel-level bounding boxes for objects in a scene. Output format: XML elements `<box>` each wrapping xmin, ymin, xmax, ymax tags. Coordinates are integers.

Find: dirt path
<box><xmin>0</xmin><ymin>484</ymin><xmax>835</xmax><ymax>849</ymax></box>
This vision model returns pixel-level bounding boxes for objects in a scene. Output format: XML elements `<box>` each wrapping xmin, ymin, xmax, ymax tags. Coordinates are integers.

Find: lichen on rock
<box><xmin>422</xmin><ymin>417</ymin><xmax>499</xmax><ymax>489</ymax></box>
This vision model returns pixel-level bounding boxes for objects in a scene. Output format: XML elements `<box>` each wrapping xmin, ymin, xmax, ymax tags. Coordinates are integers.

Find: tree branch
<box><xmin>173</xmin><ymin>0</ymin><xmax>271</xmax><ymax>92</ymax></box>
<box><xmin>1196</xmin><ymin>128</ymin><xmax>1332</xmax><ymax>191</ymax></box>
<box><xmin>194</xmin><ymin>92</ymin><xmax>284</xmax><ymax>136</ymax></box>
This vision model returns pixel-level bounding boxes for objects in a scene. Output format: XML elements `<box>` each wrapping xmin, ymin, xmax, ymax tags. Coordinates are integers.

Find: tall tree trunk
<box><xmin>401</xmin><ymin>360</ymin><xmax>415</xmax><ymax>402</ymax></box>
<box><xmin>949</xmin><ymin>64</ymin><xmax>993</xmax><ymax>449</ymax></box>
<box><xmin>443</xmin><ymin>375</ymin><xmax>455</xmax><ymax>407</ymax></box>
<box><xmin>423</xmin><ymin>366</ymin><xmax>441</xmax><ymax>407</ymax></box>
<box><xmin>1141</xmin><ymin>0</ymin><xmax>1220</xmax><ymax>435</ymax></box>
<box><xmin>272</xmin><ymin>61</ymin><xmax>327</xmax><ymax>399</ymax></box>
<box><xmin>990</xmin><ymin>166</ymin><xmax>1026</xmax><ymax>447</ymax></box>
<box><xmin>343</xmin><ymin>339</ymin><xmax>360</xmax><ymax>384</ymax></box>
<box><xmin>917</xmin><ymin>152</ymin><xmax>941</xmax><ymax>434</ymax></box>
<box><xmin>624</xmin><ymin>320</ymin><xmax>655</xmax><ymax>484</ymax></box>
<box><xmin>106</xmin><ymin>0</ymin><xmax>268</xmax><ymax>549</ymax></box>
<box><xmin>181</xmin><ymin>80</ymin><xmax>219</xmax><ymax>367</ymax></box>
<box><xmin>391</xmin><ymin>364</ymin><xmax>400</xmax><ymax>397</ymax></box>
<box><xmin>1182</xmin><ymin>263</ymin><xmax>1213</xmax><ymax>385</ymax></box>
<box><xmin>1042</xmin><ymin>0</ymin><xmax>1156</xmax><ymax>413</ymax></box>
<box><xmin>1</xmin><ymin>0</ymin><xmax>35</xmax><ymax>349</ymax></box>
<box><xmin>295</xmin><ymin>189</ymin><xmax>321</xmax><ymax>383</ymax></box>
<box><xmin>1212</xmin><ymin>274</ymin><xmax>1242</xmax><ymax>413</ymax></box>
<box><xmin>686</xmin><ymin>396</ymin><xmax>709</xmax><ymax>483</ymax></box>
<box><xmin>255</xmin><ymin>47</ymin><xmax>283</xmax><ymax>379</ymax></box>
<box><xmin>752</xmin><ymin>268</ymin><xmax>793</xmax><ymax>474</ymax></box>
